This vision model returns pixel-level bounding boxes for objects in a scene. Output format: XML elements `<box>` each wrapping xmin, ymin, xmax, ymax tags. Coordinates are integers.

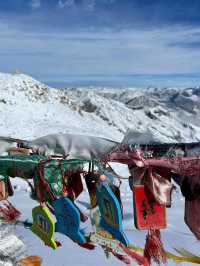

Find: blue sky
<box><xmin>0</xmin><ymin>0</ymin><xmax>200</xmax><ymax>85</ymax></box>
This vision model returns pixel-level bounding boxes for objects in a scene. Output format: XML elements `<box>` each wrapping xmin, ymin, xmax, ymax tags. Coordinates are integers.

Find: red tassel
<box><xmin>0</xmin><ymin>200</ymin><xmax>21</xmax><ymax>222</ymax></box>
<box><xmin>119</xmin><ymin>243</ymin><xmax>149</xmax><ymax>266</ymax></box>
<box><xmin>111</xmin><ymin>251</ymin><xmax>131</xmax><ymax>265</ymax></box>
<box><xmin>144</xmin><ymin>229</ymin><xmax>167</xmax><ymax>265</ymax></box>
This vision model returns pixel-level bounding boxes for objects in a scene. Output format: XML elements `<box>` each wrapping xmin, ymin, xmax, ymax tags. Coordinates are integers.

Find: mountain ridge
<box><xmin>0</xmin><ymin>72</ymin><xmax>200</xmax><ymax>142</ymax></box>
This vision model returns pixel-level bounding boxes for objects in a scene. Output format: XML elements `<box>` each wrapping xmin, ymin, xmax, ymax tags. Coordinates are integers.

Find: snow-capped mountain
<box><xmin>0</xmin><ymin>72</ymin><xmax>121</xmax><ymax>141</ymax></box>
<box><xmin>0</xmin><ymin>72</ymin><xmax>200</xmax><ymax>142</ymax></box>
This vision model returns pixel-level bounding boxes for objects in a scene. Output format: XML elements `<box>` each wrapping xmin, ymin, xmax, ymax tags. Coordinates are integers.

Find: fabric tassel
<box><xmin>0</xmin><ymin>200</ymin><xmax>21</xmax><ymax>222</ymax></box>
<box><xmin>119</xmin><ymin>243</ymin><xmax>149</xmax><ymax>266</ymax></box>
<box><xmin>111</xmin><ymin>250</ymin><xmax>131</xmax><ymax>265</ymax></box>
<box><xmin>144</xmin><ymin>229</ymin><xmax>167</xmax><ymax>265</ymax></box>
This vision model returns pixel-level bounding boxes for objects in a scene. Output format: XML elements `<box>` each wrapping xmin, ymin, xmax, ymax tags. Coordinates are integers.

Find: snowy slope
<box><xmin>0</xmin><ymin>72</ymin><xmax>200</xmax><ymax>266</ymax></box>
<box><xmin>0</xmin><ymin>72</ymin><xmax>200</xmax><ymax>142</ymax></box>
<box><xmin>0</xmin><ymin>72</ymin><xmax>121</xmax><ymax>141</ymax></box>
<box><xmin>65</xmin><ymin>86</ymin><xmax>200</xmax><ymax>142</ymax></box>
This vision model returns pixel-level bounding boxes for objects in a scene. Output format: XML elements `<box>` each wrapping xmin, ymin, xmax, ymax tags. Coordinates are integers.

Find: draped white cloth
<box><xmin>24</xmin><ymin>133</ymin><xmax>119</xmax><ymax>160</ymax></box>
<box><xmin>121</xmin><ymin>129</ymin><xmax>160</xmax><ymax>145</ymax></box>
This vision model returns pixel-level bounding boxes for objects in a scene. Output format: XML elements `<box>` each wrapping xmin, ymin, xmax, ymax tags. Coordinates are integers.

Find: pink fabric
<box><xmin>144</xmin><ymin>167</ymin><xmax>173</xmax><ymax>206</ymax></box>
<box><xmin>107</xmin><ymin>148</ymin><xmax>200</xmax><ymax>240</ymax></box>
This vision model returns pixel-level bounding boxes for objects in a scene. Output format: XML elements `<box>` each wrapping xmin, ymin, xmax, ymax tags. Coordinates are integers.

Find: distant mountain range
<box><xmin>0</xmin><ymin>72</ymin><xmax>200</xmax><ymax>142</ymax></box>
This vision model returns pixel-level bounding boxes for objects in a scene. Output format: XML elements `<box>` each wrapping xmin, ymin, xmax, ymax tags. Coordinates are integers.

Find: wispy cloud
<box><xmin>1</xmin><ymin>0</ymin><xmax>200</xmax><ymax>85</ymax></box>
<box><xmin>83</xmin><ymin>0</ymin><xmax>95</xmax><ymax>12</ymax></box>
<box><xmin>0</xmin><ymin>20</ymin><xmax>200</xmax><ymax>79</ymax></box>
<box><xmin>167</xmin><ymin>28</ymin><xmax>200</xmax><ymax>50</ymax></box>
<box><xmin>2</xmin><ymin>1</ymin><xmax>200</xmax><ymax>34</ymax></box>
<box><xmin>58</xmin><ymin>0</ymin><xmax>75</xmax><ymax>9</ymax></box>
<box><xmin>58</xmin><ymin>0</ymin><xmax>96</xmax><ymax>11</ymax></box>
<box><xmin>169</xmin><ymin>40</ymin><xmax>200</xmax><ymax>50</ymax></box>
<box><xmin>30</xmin><ymin>0</ymin><xmax>41</xmax><ymax>10</ymax></box>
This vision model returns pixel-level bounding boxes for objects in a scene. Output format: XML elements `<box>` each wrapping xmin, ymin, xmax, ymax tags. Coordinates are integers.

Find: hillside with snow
<box><xmin>0</xmin><ymin>72</ymin><xmax>200</xmax><ymax>142</ymax></box>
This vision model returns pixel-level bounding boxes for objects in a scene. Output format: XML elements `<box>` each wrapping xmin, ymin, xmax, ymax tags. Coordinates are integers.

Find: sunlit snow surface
<box><xmin>10</xmin><ymin>164</ymin><xmax>200</xmax><ymax>266</ymax></box>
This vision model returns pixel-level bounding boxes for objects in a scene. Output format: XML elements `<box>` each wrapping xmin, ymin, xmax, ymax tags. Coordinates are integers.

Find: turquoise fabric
<box><xmin>0</xmin><ymin>155</ymin><xmax>96</xmax><ymax>201</ymax></box>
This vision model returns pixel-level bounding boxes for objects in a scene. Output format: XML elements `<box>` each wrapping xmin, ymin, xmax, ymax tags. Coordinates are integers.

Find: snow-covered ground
<box><xmin>0</xmin><ymin>72</ymin><xmax>200</xmax><ymax>265</ymax></box>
